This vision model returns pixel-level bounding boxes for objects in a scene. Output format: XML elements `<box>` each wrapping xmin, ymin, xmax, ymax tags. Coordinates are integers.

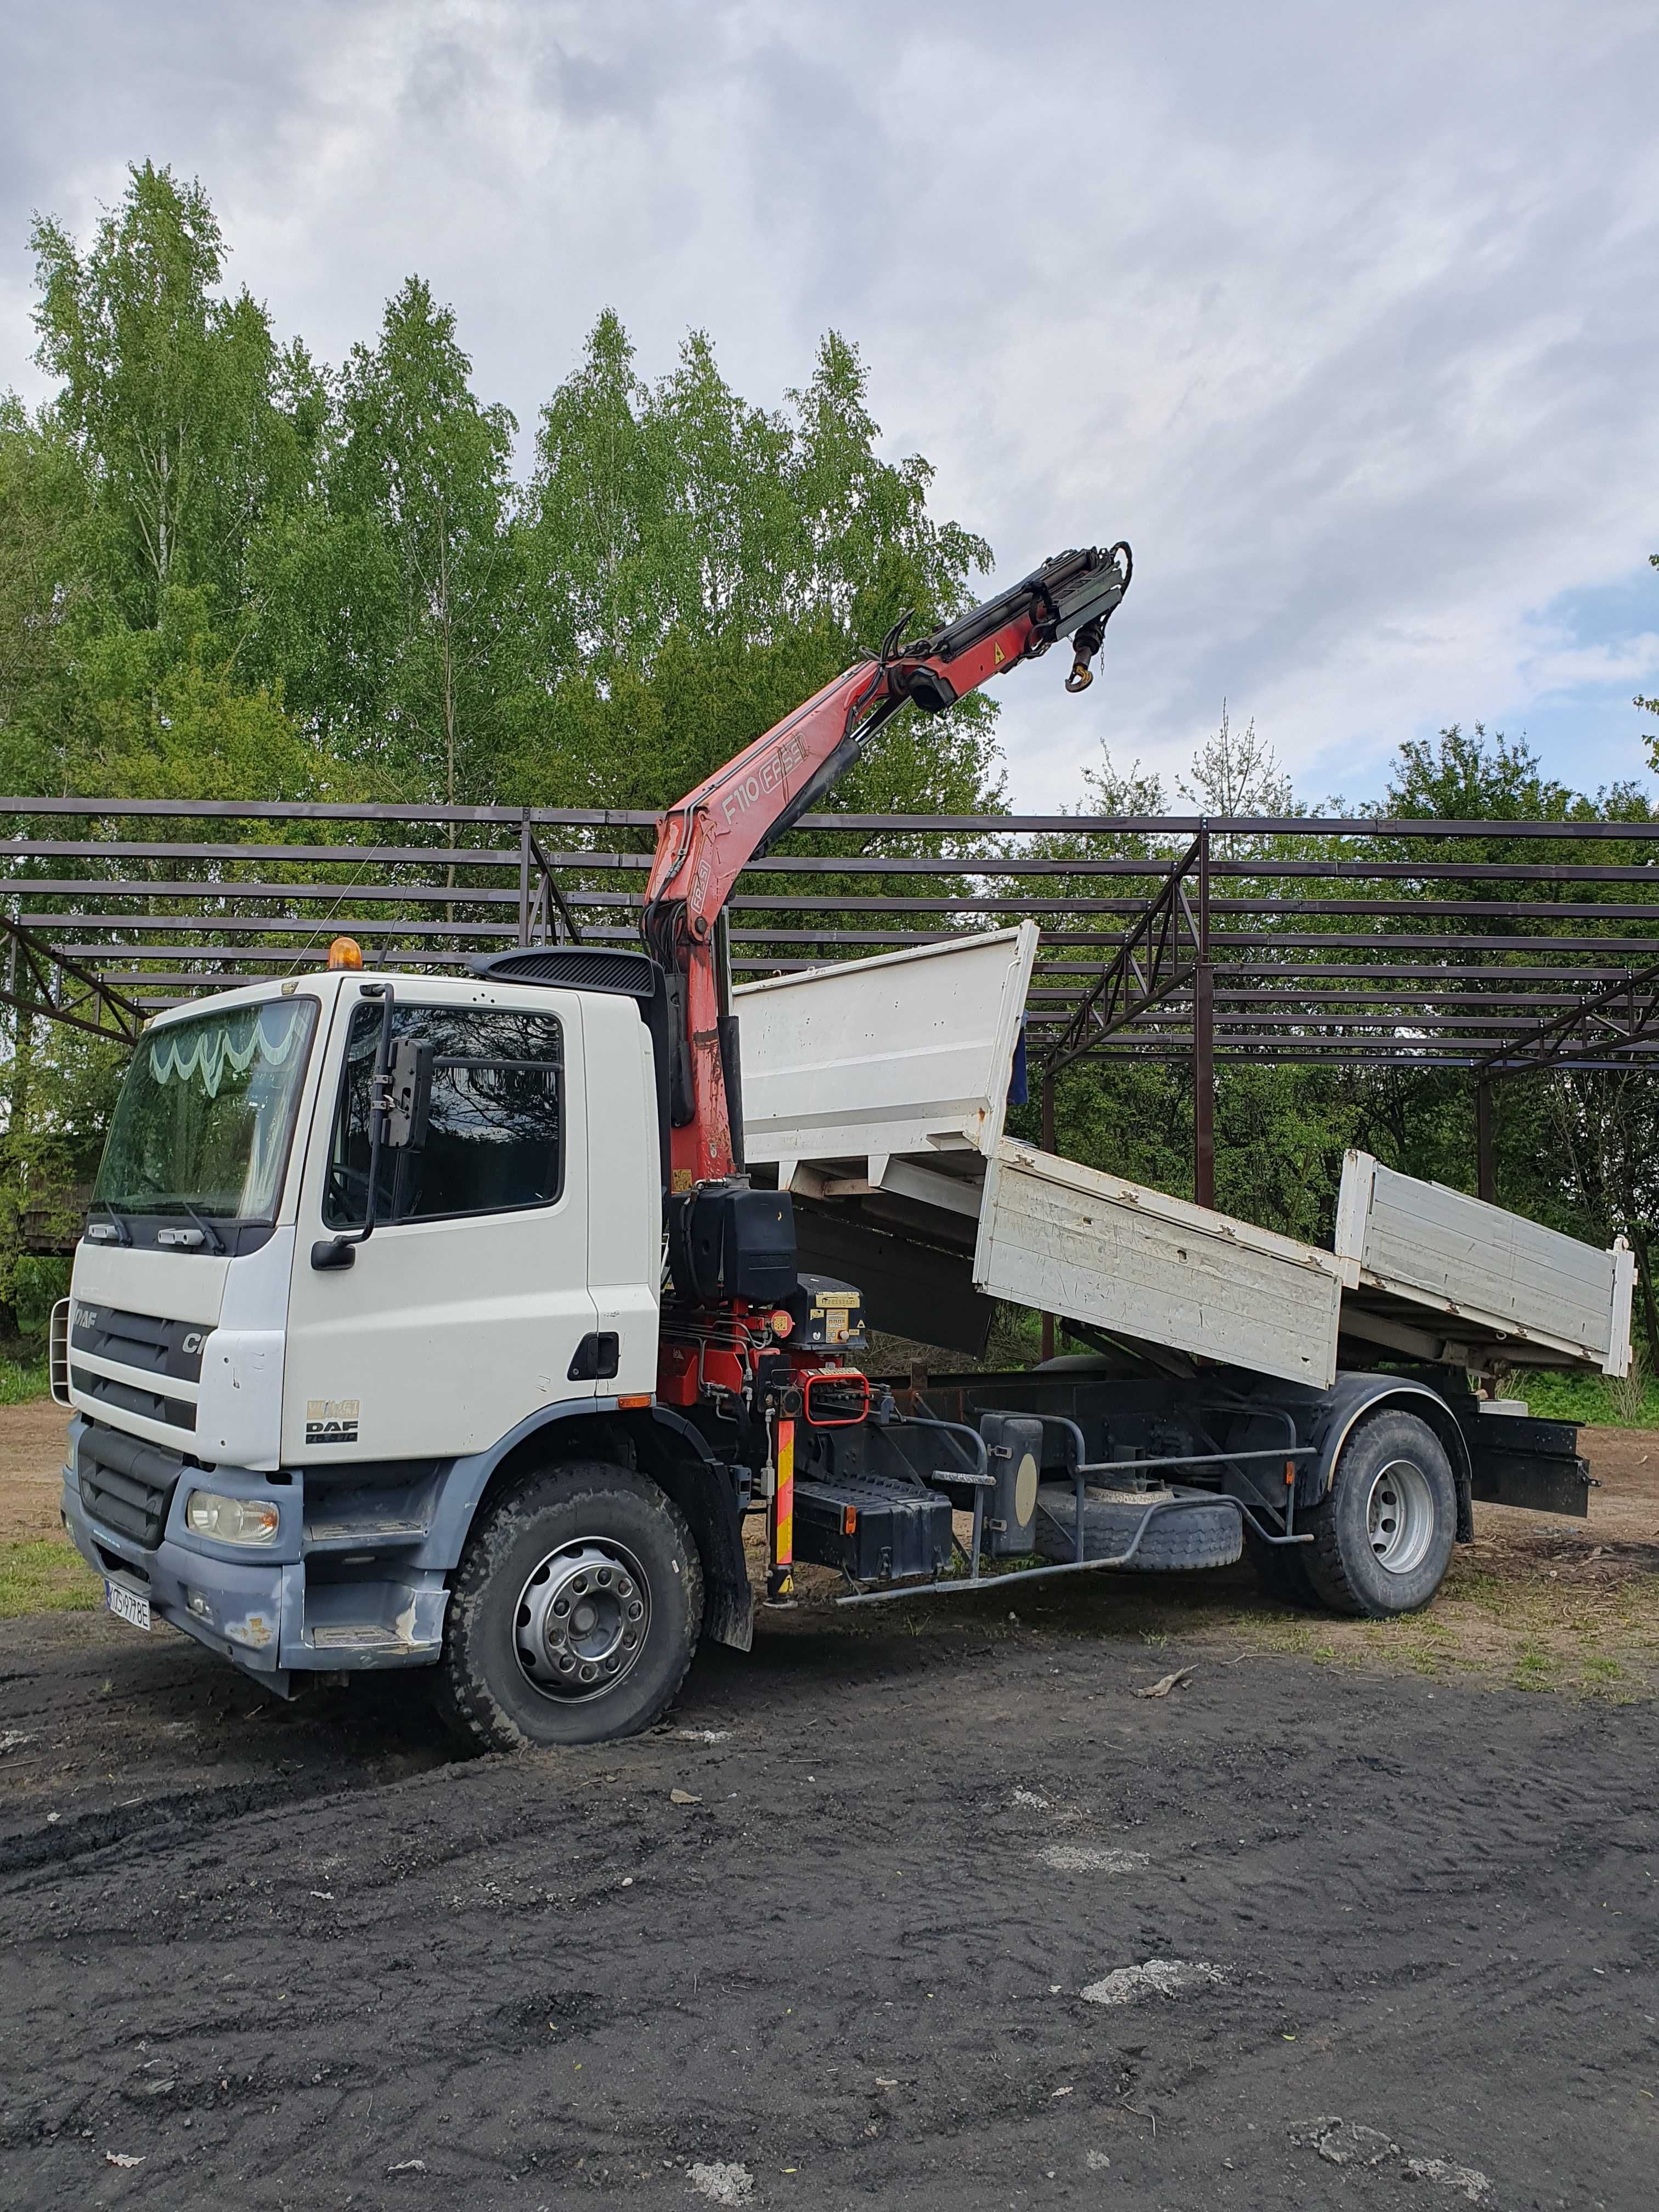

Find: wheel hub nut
<box><xmin>515</xmin><ymin>1541</ymin><xmax>651</xmax><ymax>1703</ymax></box>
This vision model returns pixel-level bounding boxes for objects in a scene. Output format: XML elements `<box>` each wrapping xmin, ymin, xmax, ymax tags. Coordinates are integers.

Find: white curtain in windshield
<box><xmin>95</xmin><ymin>1000</ymin><xmax>317</xmax><ymax>1223</ymax></box>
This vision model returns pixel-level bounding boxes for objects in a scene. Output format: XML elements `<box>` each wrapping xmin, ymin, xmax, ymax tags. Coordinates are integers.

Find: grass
<box><xmin>1514</xmin><ymin>1368</ymin><xmax>1659</xmax><ymax>1427</ymax></box>
<box><xmin>827</xmin><ymin>1515</ymin><xmax>1659</xmax><ymax>1703</ymax></box>
<box><xmin>0</xmin><ymin>1356</ymin><xmax>49</xmax><ymax>1406</ymax></box>
<box><xmin>0</xmin><ymin>1536</ymin><xmax>99</xmax><ymax>1619</ymax></box>
<box><xmin>1510</xmin><ymin>1643</ymin><xmax>1559</xmax><ymax>1692</ymax></box>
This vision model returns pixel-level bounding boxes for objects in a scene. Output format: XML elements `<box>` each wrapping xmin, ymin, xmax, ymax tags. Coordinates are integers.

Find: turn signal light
<box><xmin>327</xmin><ymin>936</ymin><xmax>364</xmax><ymax>970</ymax></box>
<box><xmin>185</xmin><ymin>1491</ymin><xmax>280</xmax><ymax>1546</ymax></box>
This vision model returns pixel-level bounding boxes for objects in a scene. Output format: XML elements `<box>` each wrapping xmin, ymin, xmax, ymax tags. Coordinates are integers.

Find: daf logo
<box><xmin>305</xmin><ymin>1397</ymin><xmax>360</xmax><ymax>1448</ymax></box>
<box><xmin>75</xmin><ymin>1305</ymin><xmax>100</xmax><ymax>1331</ymax></box>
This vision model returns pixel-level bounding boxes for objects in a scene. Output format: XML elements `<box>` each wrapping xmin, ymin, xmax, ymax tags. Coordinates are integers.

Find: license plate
<box><xmin>105</xmin><ymin>1580</ymin><xmax>151</xmax><ymax>1632</ymax></box>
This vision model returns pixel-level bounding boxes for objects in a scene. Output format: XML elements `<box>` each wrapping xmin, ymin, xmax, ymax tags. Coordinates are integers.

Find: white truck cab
<box><xmin>58</xmin><ymin>960</ymin><xmax>701</xmax><ymax>1728</ymax></box>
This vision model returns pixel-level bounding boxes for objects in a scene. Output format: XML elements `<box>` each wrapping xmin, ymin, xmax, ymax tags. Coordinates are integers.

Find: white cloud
<box><xmin>2</xmin><ymin>0</ymin><xmax>1656</xmax><ymax>809</ymax></box>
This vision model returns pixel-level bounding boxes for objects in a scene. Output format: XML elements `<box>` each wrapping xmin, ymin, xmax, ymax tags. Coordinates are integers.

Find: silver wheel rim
<box><xmin>1364</xmin><ymin>1458</ymin><xmax>1436</xmax><ymax>1576</ymax></box>
<box><xmin>515</xmin><ymin>1539</ymin><xmax>651</xmax><ymax>1703</ymax></box>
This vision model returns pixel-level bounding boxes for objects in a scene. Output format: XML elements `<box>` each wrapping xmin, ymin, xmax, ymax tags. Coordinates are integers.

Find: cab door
<box><xmin>283</xmin><ymin>986</ymin><xmax>597</xmax><ymax>1464</ymax></box>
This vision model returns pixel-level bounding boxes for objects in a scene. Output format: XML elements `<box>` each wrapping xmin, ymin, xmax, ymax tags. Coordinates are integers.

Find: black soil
<box><xmin>1</xmin><ymin>1596</ymin><xmax>1655</xmax><ymax>2210</ymax></box>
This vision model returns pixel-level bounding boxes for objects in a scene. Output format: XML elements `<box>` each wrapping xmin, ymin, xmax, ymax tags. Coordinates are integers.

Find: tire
<box><xmin>434</xmin><ymin>1460</ymin><xmax>704</xmax><ymax>1752</ymax></box>
<box><xmin>1033</xmin><ymin>1482</ymin><xmax>1243</xmax><ymax>1572</ymax></box>
<box><xmin>1243</xmin><ymin>1523</ymin><xmax>1322</xmax><ymax>1610</ymax></box>
<box><xmin>1302</xmin><ymin>1410</ymin><xmax>1456</xmax><ymax>1618</ymax></box>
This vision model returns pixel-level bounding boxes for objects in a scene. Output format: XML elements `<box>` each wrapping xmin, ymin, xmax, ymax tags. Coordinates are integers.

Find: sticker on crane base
<box><xmin>306</xmin><ymin>1398</ymin><xmax>360</xmax><ymax>1446</ymax></box>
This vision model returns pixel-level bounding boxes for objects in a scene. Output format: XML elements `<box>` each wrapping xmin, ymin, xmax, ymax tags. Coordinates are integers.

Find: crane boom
<box><xmin>641</xmin><ymin>540</ymin><xmax>1132</xmax><ymax>1187</ymax></box>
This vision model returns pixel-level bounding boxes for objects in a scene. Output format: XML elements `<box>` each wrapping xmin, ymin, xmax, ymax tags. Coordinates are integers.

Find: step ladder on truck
<box><xmin>53</xmin><ymin>539</ymin><xmax>1627</xmax><ymax>1746</ymax></box>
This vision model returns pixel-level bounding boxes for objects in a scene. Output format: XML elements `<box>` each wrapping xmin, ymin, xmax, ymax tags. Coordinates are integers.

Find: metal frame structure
<box><xmin>8</xmin><ymin>801</ymin><xmax>1659</xmax><ymax>1148</ymax></box>
<box><xmin>1</xmin><ymin>915</ymin><xmax>143</xmax><ymax>1045</ymax></box>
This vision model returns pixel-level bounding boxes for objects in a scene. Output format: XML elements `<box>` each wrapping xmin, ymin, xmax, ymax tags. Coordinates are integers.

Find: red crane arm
<box><xmin>642</xmin><ymin>541</ymin><xmax>1132</xmax><ymax>1188</ymax></box>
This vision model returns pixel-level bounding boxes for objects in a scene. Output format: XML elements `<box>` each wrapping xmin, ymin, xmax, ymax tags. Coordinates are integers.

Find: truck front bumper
<box><xmin>62</xmin><ymin>1425</ymin><xmax>448</xmax><ymax>1690</ymax></box>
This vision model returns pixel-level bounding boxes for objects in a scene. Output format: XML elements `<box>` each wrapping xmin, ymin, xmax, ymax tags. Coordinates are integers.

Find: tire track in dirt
<box><xmin>2</xmin><ymin>1618</ymin><xmax>1656</xmax><ymax>2209</ymax></box>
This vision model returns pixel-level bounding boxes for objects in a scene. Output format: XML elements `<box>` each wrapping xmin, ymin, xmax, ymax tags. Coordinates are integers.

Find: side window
<box><xmin>324</xmin><ymin>1005</ymin><xmax>564</xmax><ymax>1230</ymax></box>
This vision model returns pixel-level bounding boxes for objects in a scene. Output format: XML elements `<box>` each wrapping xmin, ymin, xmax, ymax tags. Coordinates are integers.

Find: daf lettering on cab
<box><xmin>55</xmin><ymin>539</ymin><xmax>1616</xmax><ymax>1748</ymax></box>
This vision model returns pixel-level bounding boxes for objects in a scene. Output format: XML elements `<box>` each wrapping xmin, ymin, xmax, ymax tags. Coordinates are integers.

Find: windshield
<box><xmin>94</xmin><ymin>998</ymin><xmax>318</xmax><ymax>1222</ymax></box>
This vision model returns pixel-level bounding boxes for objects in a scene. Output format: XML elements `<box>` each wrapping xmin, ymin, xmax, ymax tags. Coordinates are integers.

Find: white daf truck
<box><xmin>54</xmin><ymin>929</ymin><xmax>1623</xmax><ymax>1749</ymax></box>
<box><xmin>47</xmin><ymin>543</ymin><xmax>1628</xmax><ymax>1750</ymax></box>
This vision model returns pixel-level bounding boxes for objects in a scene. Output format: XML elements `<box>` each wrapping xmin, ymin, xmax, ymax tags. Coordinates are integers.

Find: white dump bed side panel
<box><xmin>975</xmin><ymin>1139</ymin><xmax>1345</xmax><ymax>1387</ymax></box>
<box><xmin>1334</xmin><ymin>1151</ymin><xmax>1634</xmax><ymax>1375</ymax></box>
<box><xmin>736</xmin><ymin>924</ymin><xmax>1037</xmax><ymax>1179</ymax></box>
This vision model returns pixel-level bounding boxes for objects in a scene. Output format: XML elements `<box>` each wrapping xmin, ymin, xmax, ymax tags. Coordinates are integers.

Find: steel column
<box><xmin>1193</xmin><ymin>825</ymin><xmax>1215</xmax><ymax>1208</ymax></box>
<box><xmin>1476</xmin><ymin>1080</ymin><xmax>1496</xmax><ymax>1204</ymax></box>
<box><xmin>1040</xmin><ymin>1073</ymin><xmax>1057</xmax><ymax>1363</ymax></box>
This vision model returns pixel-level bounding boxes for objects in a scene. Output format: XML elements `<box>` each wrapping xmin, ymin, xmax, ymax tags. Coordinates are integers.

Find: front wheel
<box><xmin>434</xmin><ymin>1460</ymin><xmax>704</xmax><ymax>1751</ymax></box>
<box><xmin>1304</xmin><ymin>1410</ymin><xmax>1457</xmax><ymax>1618</ymax></box>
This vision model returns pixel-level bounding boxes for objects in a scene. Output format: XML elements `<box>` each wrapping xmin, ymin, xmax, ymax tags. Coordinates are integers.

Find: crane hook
<box><xmin>1065</xmin><ymin>612</ymin><xmax>1107</xmax><ymax>693</ymax></box>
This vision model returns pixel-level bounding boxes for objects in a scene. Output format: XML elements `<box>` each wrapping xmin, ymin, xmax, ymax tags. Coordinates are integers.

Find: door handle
<box><xmin>568</xmin><ymin>1332</ymin><xmax>620</xmax><ymax>1382</ymax></box>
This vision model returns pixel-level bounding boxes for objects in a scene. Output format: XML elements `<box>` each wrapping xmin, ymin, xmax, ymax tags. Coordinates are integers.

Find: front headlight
<box><xmin>185</xmin><ymin>1491</ymin><xmax>280</xmax><ymax>1545</ymax></box>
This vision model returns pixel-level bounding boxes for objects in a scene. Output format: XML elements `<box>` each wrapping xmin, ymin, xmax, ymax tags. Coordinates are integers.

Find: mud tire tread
<box><xmin>433</xmin><ymin>1460</ymin><xmax>703</xmax><ymax>1753</ymax></box>
<box><xmin>1302</xmin><ymin>1411</ymin><xmax>1456</xmax><ymax>1620</ymax></box>
<box><xmin>1034</xmin><ymin>1483</ymin><xmax>1243</xmax><ymax>1573</ymax></box>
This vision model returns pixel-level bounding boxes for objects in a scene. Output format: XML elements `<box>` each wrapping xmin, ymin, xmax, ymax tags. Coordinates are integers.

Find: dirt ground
<box><xmin>0</xmin><ymin>1399</ymin><xmax>71</xmax><ymax>1542</ymax></box>
<box><xmin>1</xmin><ymin>1408</ymin><xmax>1656</xmax><ymax>2209</ymax></box>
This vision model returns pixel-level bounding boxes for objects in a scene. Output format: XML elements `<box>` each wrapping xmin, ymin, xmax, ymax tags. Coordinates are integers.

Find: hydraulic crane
<box><xmin>641</xmin><ymin>541</ymin><xmax>1133</xmax><ymax>1185</ymax></box>
<box><xmin>640</xmin><ymin>541</ymin><xmax>1132</xmax><ymax>1586</ymax></box>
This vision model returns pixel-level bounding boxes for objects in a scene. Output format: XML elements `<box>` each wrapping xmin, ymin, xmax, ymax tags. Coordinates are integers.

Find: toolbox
<box><xmin>793</xmin><ymin>1471</ymin><xmax>953</xmax><ymax>1583</ymax></box>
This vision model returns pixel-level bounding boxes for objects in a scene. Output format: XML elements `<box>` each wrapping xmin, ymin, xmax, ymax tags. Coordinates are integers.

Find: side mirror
<box><xmin>386</xmin><ymin>1037</ymin><xmax>434</xmax><ymax>1150</ymax></box>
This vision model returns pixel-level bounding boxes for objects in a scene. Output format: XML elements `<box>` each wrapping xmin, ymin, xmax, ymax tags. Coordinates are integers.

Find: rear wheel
<box><xmin>1304</xmin><ymin>1411</ymin><xmax>1456</xmax><ymax>1618</ymax></box>
<box><xmin>435</xmin><ymin>1460</ymin><xmax>704</xmax><ymax>1751</ymax></box>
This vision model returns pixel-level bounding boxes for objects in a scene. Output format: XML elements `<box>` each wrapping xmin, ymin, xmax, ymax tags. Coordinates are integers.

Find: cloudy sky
<box><xmin>3</xmin><ymin>0</ymin><xmax>1657</xmax><ymax>812</ymax></box>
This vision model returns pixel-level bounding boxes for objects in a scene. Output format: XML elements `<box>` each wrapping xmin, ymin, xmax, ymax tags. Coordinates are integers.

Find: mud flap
<box><xmin>644</xmin><ymin>1447</ymin><xmax>754</xmax><ymax>1653</ymax></box>
<box><xmin>1467</xmin><ymin>1417</ymin><xmax>1593</xmax><ymax>1518</ymax></box>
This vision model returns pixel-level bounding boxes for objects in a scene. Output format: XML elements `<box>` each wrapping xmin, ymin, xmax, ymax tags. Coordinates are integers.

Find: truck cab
<box><xmin>57</xmin><ymin>957</ymin><xmax>730</xmax><ymax>1739</ymax></box>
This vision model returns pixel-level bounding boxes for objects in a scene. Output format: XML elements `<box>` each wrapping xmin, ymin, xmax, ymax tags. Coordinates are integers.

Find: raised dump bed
<box><xmin>736</xmin><ymin>927</ymin><xmax>1633</xmax><ymax>1384</ymax></box>
<box><xmin>1334</xmin><ymin>1154</ymin><xmax>1635</xmax><ymax>1376</ymax></box>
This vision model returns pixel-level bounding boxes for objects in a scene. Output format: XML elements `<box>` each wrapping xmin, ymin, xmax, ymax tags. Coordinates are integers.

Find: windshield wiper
<box><xmin>177</xmin><ymin>1198</ymin><xmax>227</xmax><ymax>1255</ymax></box>
<box><xmin>87</xmin><ymin>1199</ymin><xmax>132</xmax><ymax>1246</ymax></box>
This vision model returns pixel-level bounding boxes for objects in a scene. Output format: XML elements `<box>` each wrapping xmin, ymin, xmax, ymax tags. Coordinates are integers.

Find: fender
<box><xmin>630</xmin><ymin>1406</ymin><xmax>754</xmax><ymax>1654</ymax></box>
<box><xmin>417</xmin><ymin>1396</ymin><xmax>754</xmax><ymax>1653</ymax></box>
<box><xmin>1301</xmin><ymin>1374</ymin><xmax>1475</xmax><ymax>1544</ymax></box>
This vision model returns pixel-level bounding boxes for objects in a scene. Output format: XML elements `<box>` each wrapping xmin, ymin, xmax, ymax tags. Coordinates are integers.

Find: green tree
<box><xmin>506</xmin><ymin>315</ymin><xmax>1002</xmax><ymax>815</ymax></box>
<box><xmin>31</xmin><ymin>162</ymin><xmax>317</xmax><ymax>629</ymax></box>
<box><xmin>0</xmin><ymin>397</ymin><xmax>91</xmax><ymax>793</ymax></box>
<box><xmin>252</xmin><ymin>278</ymin><xmax>517</xmax><ymax>804</ymax></box>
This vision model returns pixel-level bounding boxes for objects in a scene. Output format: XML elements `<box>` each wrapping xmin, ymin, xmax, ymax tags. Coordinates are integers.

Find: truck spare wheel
<box><xmin>1301</xmin><ymin>1410</ymin><xmax>1457</xmax><ymax>1619</ymax></box>
<box><xmin>433</xmin><ymin>1462</ymin><xmax>706</xmax><ymax>1751</ymax></box>
<box><xmin>1032</xmin><ymin>1483</ymin><xmax>1244</xmax><ymax>1573</ymax></box>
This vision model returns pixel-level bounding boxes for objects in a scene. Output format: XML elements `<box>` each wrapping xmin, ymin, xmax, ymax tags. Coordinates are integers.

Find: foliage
<box><xmin>0</xmin><ymin>1537</ymin><xmax>98</xmax><ymax>1618</ymax></box>
<box><xmin>501</xmin><ymin>314</ymin><xmax>1000</xmax><ymax>815</ymax></box>
<box><xmin>1177</xmin><ymin>700</ymin><xmax>1297</xmax><ymax>821</ymax></box>
<box><xmin>2</xmin><ymin>164</ymin><xmax>1658</xmax><ymax>1379</ymax></box>
<box><xmin>247</xmin><ymin>277</ymin><xmax>518</xmax><ymax>802</ymax></box>
<box><xmin>0</xmin><ymin>1356</ymin><xmax>49</xmax><ymax>1405</ymax></box>
<box><xmin>0</xmin><ymin>162</ymin><xmax>1009</xmax><ymax>1328</ymax></box>
<box><xmin>1514</xmin><ymin>1365</ymin><xmax>1659</xmax><ymax>1429</ymax></box>
<box><xmin>8</xmin><ymin>1255</ymin><xmax>69</xmax><ymax>1340</ymax></box>
<box><xmin>31</xmin><ymin>162</ymin><xmax>319</xmax><ymax>628</ymax></box>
